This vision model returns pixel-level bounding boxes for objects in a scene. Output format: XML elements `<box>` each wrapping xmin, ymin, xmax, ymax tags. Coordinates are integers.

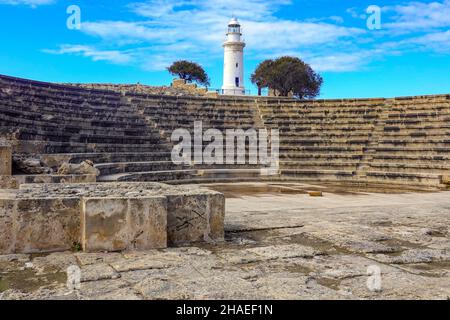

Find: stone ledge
<box><xmin>14</xmin><ymin>174</ymin><xmax>96</xmax><ymax>185</ymax></box>
<box><xmin>0</xmin><ymin>182</ymin><xmax>225</xmax><ymax>254</ymax></box>
<box><xmin>0</xmin><ymin>176</ymin><xmax>19</xmax><ymax>189</ymax></box>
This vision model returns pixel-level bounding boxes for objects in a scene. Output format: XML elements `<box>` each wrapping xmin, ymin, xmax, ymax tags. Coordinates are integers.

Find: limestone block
<box><xmin>206</xmin><ymin>91</ymin><xmax>219</xmax><ymax>98</ymax></box>
<box><xmin>57</xmin><ymin>160</ymin><xmax>100</xmax><ymax>176</ymax></box>
<box><xmin>81</xmin><ymin>197</ymin><xmax>167</xmax><ymax>252</ymax></box>
<box><xmin>166</xmin><ymin>192</ymin><xmax>225</xmax><ymax>245</ymax></box>
<box><xmin>0</xmin><ymin>145</ymin><xmax>12</xmax><ymax>176</ymax></box>
<box><xmin>185</xmin><ymin>83</ymin><xmax>198</xmax><ymax>92</ymax></box>
<box><xmin>172</xmin><ymin>79</ymin><xmax>186</xmax><ymax>88</ymax></box>
<box><xmin>0</xmin><ymin>176</ymin><xmax>19</xmax><ymax>189</ymax></box>
<box><xmin>13</xmin><ymin>198</ymin><xmax>81</xmax><ymax>253</ymax></box>
<box><xmin>441</xmin><ymin>175</ymin><xmax>450</xmax><ymax>185</ymax></box>
<box><xmin>0</xmin><ymin>199</ymin><xmax>16</xmax><ymax>254</ymax></box>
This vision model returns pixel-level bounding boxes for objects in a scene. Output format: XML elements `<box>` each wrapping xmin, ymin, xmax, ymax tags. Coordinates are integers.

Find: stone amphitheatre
<box><xmin>0</xmin><ymin>74</ymin><xmax>449</xmax><ymax>300</ymax></box>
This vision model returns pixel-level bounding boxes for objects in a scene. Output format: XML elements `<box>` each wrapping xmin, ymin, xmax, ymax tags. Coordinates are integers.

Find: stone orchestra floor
<box><xmin>0</xmin><ymin>182</ymin><xmax>449</xmax><ymax>300</ymax></box>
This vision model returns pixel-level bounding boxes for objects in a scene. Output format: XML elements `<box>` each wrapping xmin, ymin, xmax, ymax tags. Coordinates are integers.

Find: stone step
<box><xmin>380</xmin><ymin>129</ymin><xmax>450</xmax><ymax>136</ymax></box>
<box><xmin>0</xmin><ymin>74</ymin><xmax>124</xmax><ymax>100</ymax></box>
<box><xmin>279</xmin><ymin>138</ymin><xmax>370</xmax><ymax>145</ymax></box>
<box><xmin>156</xmin><ymin>125</ymin><xmax>257</xmax><ymax>135</ymax></box>
<box><xmin>385</xmin><ymin>118</ymin><xmax>450</xmax><ymax>125</ymax></box>
<box><xmin>165</xmin><ymin>176</ymin><xmax>271</xmax><ymax>185</ymax></box>
<box><xmin>280</xmin><ymin>169</ymin><xmax>356</xmax><ymax>181</ymax></box>
<box><xmin>280</xmin><ymin>161</ymin><xmax>359</xmax><ymax>171</ymax></box>
<box><xmin>0</xmin><ymin>121</ymin><xmax>159</xmax><ymax>142</ymax></box>
<box><xmin>0</xmin><ymin>79</ymin><xmax>122</xmax><ymax>100</ymax></box>
<box><xmin>265</xmin><ymin>124</ymin><xmax>375</xmax><ymax>131</ymax></box>
<box><xmin>0</xmin><ymin>88</ymin><xmax>123</xmax><ymax>109</ymax></box>
<box><xmin>365</xmin><ymin>171</ymin><xmax>443</xmax><ymax>186</ymax></box>
<box><xmin>97</xmin><ymin>168</ymin><xmax>272</xmax><ymax>183</ymax></box>
<box><xmin>279</xmin><ymin>153</ymin><xmax>364</xmax><ymax>161</ymax></box>
<box><xmin>192</xmin><ymin>163</ymin><xmax>270</xmax><ymax>170</ymax></box>
<box><xmin>15</xmin><ymin>140</ymin><xmax>173</xmax><ymax>154</ymax></box>
<box><xmin>280</xmin><ymin>146</ymin><xmax>364</xmax><ymax>153</ymax></box>
<box><xmin>1</xmin><ymin>126</ymin><xmax>162</xmax><ymax>145</ymax></box>
<box><xmin>142</xmin><ymin>106</ymin><xmax>255</xmax><ymax>115</ymax></box>
<box><xmin>195</xmin><ymin>168</ymin><xmax>269</xmax><ymax>179</ymax></box>
<box><xmin>0</xmin><ymin>96</ymin><xmax>141</xmax><ymax>121</ymax></box>
<box><xmin>142</xmin><ymin>109</ymin><xmax>255</xmax><ymax>117</ymax></box>
<box><xmin>97</xmin><ymin>169</ymin><xmax>196</xmax><ymax>182</ymax></box>
<box><xmin>40</xmin><ymin>152</ymin><xmax>265</xmax><ymax>166</ymax></box>
<box><xmin>263</xmin><ymin>118</ymin><xmax>377</xmax><ymax>126</ymax></box>
<box><xmin>95</xmin><ymin>161</ymin><xmax>183</xmax><ymax>175</ymax></box>
<box><xmin>13</xmin><ymin>173</ymin><xmax>96</xmax><ymax>184</ymax></box>
<box><xmin>368</xmin><ymin>162</ymin><xmax>450</xmax><ymax>174</ymax></box>
<box><xmin>262</xmin><ymin>112</ymin><xmax>379</xmax><ymax>120</ymax></box>
<box><xmin>270</xmin><ymin>127</ymin><xmax>375</xmax><ymax>134</ymax></box>
<box><xmin>371</xmin><ymin>154</ymin><xmax>450</xmax><ymax>161</ymax></box>
<box><xmin>275</xmin><ymin>131</ymin><xmax>372</xmax><ymax>137</ymax></box>
<box><xmin>40</xmin><ymin>152</ymin><xmax>173</xmax><ymax>166</ymax></box>
<box><xmin>387</xmin><ymin>111</ymin><xmax>450</xmax><ymax>119</ymax></box>
<box><xmin>0</xmin><ymin>113</ymin><xmax>155</xmax><ymax>136</ymax></box>
<box><xmin>375</xmin><ymin>140</ymin><xmax>450</xmax><ymax>148</ymax></box>
<box><xmin>387</xmin><ymin>107</ymin><xmax>450</xmax><ymax>114</ymax></box>
<box><xmin>372</xmin><ymin>146</ymin><xmax>450</xmax><ymax>155</ymax></box>
<box><xmin>0</xmin><ymin>104</ymin><xmax>150</xmax><ymax>128</ymax></box>
<box><xmin>259</xmin><ymin>104</ymin><xmax>384</xmax><ymax>112</ymax></box>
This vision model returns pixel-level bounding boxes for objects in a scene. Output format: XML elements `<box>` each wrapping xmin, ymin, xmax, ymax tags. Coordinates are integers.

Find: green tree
<box><xmin>167</xmin><ymin>60</ymin><xmax>210</xmax><ymax>87</ymax></box>
<box><xmin>251</xmin><ymin>56</ymin><xmax>323</xmax><ymax>99</ymax></box>
<box><xmin>251</xmin><ymin>59</ymin><xmax>274</xmax><ymax>96</ymax></box>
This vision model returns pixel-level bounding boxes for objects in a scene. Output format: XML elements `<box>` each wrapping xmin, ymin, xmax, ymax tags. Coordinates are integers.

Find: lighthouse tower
<box><xmin>222</xmin><ymin>18</ymin><xmax>246</xmax><ymax>96</ymax></box>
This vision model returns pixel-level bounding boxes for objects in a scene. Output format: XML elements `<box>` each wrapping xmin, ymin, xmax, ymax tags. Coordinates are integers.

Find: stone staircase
<box><xmin>1</xmin><ymin>74</ymin><xmax>449</xmax><ymax>188</ymax></box>
<box><xmin>364</xmin><ymin>96</ymin><xmax>450</xmax><ymax>186</ymax></box>
<box><xmin>0</xmin><ymin>74</ymin><xmax>186</xmax><ymax>183</ymax></box>
<box><xmin>258</xmin><ymin>95</ymin><xmax>450</xmax><ymax>187</ymax></box>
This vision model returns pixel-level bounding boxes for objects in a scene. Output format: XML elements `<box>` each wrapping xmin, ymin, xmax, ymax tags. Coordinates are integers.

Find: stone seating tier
<box><xmin>1</xmin><ymin>74</ymin><xmax>449</xmax><ymax>188</ymax></box>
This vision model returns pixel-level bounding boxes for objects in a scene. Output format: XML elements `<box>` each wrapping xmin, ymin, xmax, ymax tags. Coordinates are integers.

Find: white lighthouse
<box><xmin>222</xmin><ymin>18</ymin><xmax>246</xmax><ymax>96</ymax></box>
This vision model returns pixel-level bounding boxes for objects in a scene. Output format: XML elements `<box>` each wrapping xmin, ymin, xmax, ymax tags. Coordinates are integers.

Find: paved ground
<box><xmin>1</xmin><ymin>182</ymin><xmax>449</xmax><ymax>300</ymax></box>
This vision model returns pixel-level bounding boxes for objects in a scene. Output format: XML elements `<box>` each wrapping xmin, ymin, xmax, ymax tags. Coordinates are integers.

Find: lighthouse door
<box><xmin>235</xmin><ymin>77</ymin><xmax>240</xmax><ymax>87</ymax></box>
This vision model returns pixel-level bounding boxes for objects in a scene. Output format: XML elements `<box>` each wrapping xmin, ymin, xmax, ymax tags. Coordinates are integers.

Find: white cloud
<box><xmin>346</xmin><ymin>7</ymin><xmax>367</xmax><ymax>20</ymax></box>
<box><xmin>383</xmin><ymin>29</ymin><xmax>450</xmax><ymax>54</ymax></box>
<box><xmin>70</xmin><ymin>0</ymin><xmax>363</xmax><ymax>72</ymax></box>
<box><xmin>45</xmin><ymin>0</ymin><xmax>448</xmax><ymax>74</ymax></box>
<box><xmin>44</xmin><ymin>45</ymin><xmax>133</xmax><ymax>64</ymax></box>
<box><xmin>308</xmin><ymin>53</ymin><xmax>370</xmax><ymax>72</ymax></box>
<box><xmin>383</xmin><ymin>0</ymin><xmax>450</xmax><ymax>31</ymax></box>
<box><xmin>0</xmin><ymin>0</ymin><xmax>55</xmax><ymax>8</ymax></box>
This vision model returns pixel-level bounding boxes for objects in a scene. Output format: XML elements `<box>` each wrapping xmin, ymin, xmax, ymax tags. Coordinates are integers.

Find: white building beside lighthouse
<box><xmin>222</xmin><ymin>18</ymin><xmax>246</xmax><ymax>96</ymax></box>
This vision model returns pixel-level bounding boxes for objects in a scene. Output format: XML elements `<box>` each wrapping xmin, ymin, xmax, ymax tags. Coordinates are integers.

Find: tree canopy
<box><xmin>167</xmin><ymin>60</ymin><xmax>210</xmax><ymax>87</ymax></box>
<box><xmin>251</xmin><ymin>56</ymin><xmax>323</xmax><ymax>99</ymax></box>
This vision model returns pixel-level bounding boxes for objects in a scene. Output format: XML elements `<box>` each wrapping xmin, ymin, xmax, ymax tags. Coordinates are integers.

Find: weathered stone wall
<box><xmin>81</xmin><ymin>196</ymin><xmax>168</xmax><ymax>252</ymax></box>
<box><xmin>0</xmin><ymin>182</ymin><xmax>225</xmax><ymax>254</ymax></box>
<box><xmin>65</xmin><ymin>78</ymin><xmax>217</xmax><ymax>97</ymax></box>
<box><xmin>0</xmin><ymin>196</ymin><xmax>81</xmax><ymax>253</ymax></box>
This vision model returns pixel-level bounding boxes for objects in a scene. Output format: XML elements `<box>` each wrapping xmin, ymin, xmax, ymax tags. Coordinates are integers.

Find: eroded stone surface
<box><xmin>0</xmin><ymin>182</ymin><xmax>225</xmax><ymax>254</ymax></box>
<box><xmin>166</xmin><ymin>193</ymin><xmax>225</xmax><ymax>245</ymax></box>
<box><xmin>0</xmin><ymin>197</ymin><xmax>81</xmax><ymax>254</ymax></box>
<box><xmin>82</xmin><ymin>197</ymin><xmax>167</xmax><ymax>252</ymax></box>
<box><xmin>1</xmin><ymin>184</ymin><xmax>449</xmax><ymax>300</ymax></box>
<box><xmin>0</xmin><ymin>145</ymin><xmax>12</xmax><ymax>176</ymax></box>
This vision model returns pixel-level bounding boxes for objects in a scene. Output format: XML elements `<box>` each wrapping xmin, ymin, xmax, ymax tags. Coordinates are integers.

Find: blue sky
<box><xmin>0</xmin><ymin>0</ymin><xmax>449</xmax><ymax>98</ymax></box>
